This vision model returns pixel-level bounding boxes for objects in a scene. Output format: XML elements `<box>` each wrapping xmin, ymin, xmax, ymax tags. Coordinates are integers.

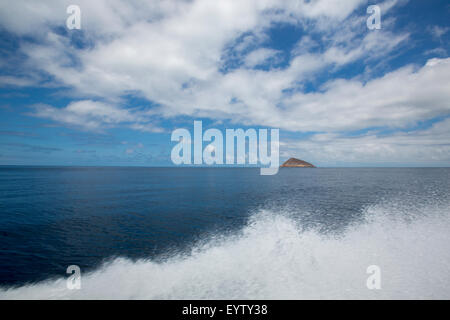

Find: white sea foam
<box><xmin>1</xmin><ymin>199</ymin><xmax>450</xmax><ymax>299</ymax></box>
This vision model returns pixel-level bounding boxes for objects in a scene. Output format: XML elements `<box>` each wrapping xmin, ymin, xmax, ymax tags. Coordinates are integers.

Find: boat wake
<box><xmin>1</xmin><ymin>198</ymin><xmax>450</xmax><ymax>299</ymax></box>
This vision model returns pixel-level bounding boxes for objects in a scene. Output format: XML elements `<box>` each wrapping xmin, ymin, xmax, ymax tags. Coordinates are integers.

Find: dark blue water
<box><xmin>0</xmin><ymin>167</ymin><xmax>450</xmax><ymax>298</ymax></box>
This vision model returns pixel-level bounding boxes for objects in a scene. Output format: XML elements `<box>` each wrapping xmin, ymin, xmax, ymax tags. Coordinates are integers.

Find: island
<box><xmin>280</xmin><ymin>158</ymin><xmax>316</xmax><ymax>168</ymax></box>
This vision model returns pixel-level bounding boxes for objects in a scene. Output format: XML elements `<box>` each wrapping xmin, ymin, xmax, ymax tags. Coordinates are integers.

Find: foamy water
<box><xmin>1</xmin><ymin>199</ymin><xmax>450</xmax><ymax>299</ymax></box>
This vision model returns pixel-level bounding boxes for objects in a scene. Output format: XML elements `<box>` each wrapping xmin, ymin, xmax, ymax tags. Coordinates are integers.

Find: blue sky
<box><xmin>0</xmin><ymin>0</ymin><xmax>449</xmax><ymax>167</ymax></box>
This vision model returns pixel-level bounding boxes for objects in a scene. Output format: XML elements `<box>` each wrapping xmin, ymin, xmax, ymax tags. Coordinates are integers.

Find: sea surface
<box><xmin>0</xmin><ymin>166</ymin><xmax>449</xmax><ymax>299</ymax></box>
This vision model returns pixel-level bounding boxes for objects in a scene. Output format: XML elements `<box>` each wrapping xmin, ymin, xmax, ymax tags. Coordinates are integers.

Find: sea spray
<box><xmin>1</xmin><ymin>199</ymin><xmax>449</xmax><ymax>299</ymax></box>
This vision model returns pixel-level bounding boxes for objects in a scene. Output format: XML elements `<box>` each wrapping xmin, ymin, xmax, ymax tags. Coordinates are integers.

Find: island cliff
<box><xmin>280</xmin><ymin>158</ymin><xmax>315</xmax><ymax>168</ymax></box>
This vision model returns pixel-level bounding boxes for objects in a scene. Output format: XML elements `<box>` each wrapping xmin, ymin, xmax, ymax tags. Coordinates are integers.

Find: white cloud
<box><xmin>2</xmin><ymin>0</ymin><xmax>449</xmax><ymax>166</ymax></box>
<box><xmin>0</xmin><ymin>76</ymin><xmax>36</xmax><ymax>87</ymax></box>
<box><xmin>281</xmin><ymin>118</ymin><xmax>450</xmax><ymax>165</ymax></box>
<box><xmin>14</xmin><ymin>0</ymin><xmax>417</xmax><ymax>135</ymax></box>
<box><xmin>291</xmin><ymin>0</ymin><xmax>365</xmax><ymax>20</ymax></box>
<box><xmin>244</xmin><ymin>48</ymin><xmax>281</xmax><ymax>68</ymax></box>
<box><xmin>429</xmin><ymin>25</ymin><xmax>449</xmax><ymax>39</ymax></box>
<box><xmin>278</xmin><ymin>57</ymin><xmax>450</xmax><ymax>132</ymax></box>
<box><xmin>31</xmin><ymin>100</ymin><xmax>162</xmax><ymax>132</ymax></box>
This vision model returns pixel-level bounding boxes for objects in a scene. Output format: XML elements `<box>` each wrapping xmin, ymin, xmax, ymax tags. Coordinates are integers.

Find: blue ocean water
<box><xmin>0</xmin><ymin>167</ymin><xmax>449</xmax><ymax>299</ymax></box>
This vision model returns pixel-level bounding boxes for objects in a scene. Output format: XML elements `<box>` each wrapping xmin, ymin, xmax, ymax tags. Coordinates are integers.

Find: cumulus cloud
<box><xmin>281</xmin><ymin>117</ymin><xmax>450</xmax><ymax>165</ymax></box>
<box><xmin>14</xmin><ymin>0</ymin><xmax>420</xmax><ymax>133</ymax></box>
<box><xmin>1</xmin><ymin>0</ymin><xmax>448</xmax><ymax>165</ymax></box>
<box><xmin>278</xmin><ymin>57</ymin><xmax>450</xmax><ymax>131</ymax></box>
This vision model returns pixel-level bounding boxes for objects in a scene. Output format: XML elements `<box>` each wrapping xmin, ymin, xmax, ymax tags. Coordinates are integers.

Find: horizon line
<box><xmin>1</xmin><ymin>165</ymin><xmax>450</xmax><ymax>169</ymax></box>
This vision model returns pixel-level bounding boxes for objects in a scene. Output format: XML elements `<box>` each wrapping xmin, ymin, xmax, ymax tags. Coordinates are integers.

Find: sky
<box><xmin>0</xmin><ymin>0</ymin><xmax>449</xmax><ymax>167</ymax></box>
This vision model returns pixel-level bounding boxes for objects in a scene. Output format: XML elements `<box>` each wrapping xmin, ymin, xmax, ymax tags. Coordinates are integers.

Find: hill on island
<box><xmin>280</xmin><ymin>158</ymin><xmax>316</xmax><ymax>168</ymax></box>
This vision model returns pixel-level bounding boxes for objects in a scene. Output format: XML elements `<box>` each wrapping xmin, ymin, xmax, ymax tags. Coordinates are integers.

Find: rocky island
<box><xmin>280</xmin><ymin>158</ymin><xmax>316</xmax><ymax>168</ymax></box>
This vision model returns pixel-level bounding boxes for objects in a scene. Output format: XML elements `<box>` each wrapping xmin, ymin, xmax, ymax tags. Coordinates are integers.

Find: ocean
<box><xmin>0</xmin><ymin>166</ymin><xmax>449</xmax><ymax>299</ymax></box>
